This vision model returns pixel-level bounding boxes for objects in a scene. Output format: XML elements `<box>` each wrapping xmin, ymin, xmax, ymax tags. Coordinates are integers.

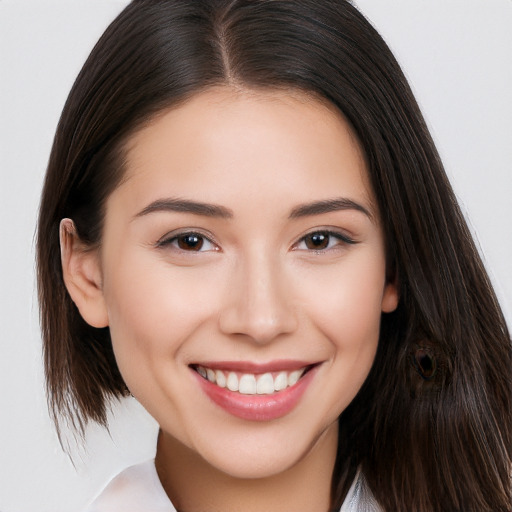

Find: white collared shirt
<box><xmin>85</xmin><ymin>459</ymin><xmax>382</xmax><ymax>512</ymax></box>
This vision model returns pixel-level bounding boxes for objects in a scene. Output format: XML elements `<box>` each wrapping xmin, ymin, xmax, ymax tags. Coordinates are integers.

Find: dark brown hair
<box><xmin>37</xmin><ymin>1</ymin><xmax>512</xmax><ymax>510</ymax></box>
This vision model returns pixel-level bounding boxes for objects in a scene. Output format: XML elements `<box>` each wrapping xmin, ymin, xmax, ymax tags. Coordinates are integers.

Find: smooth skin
<box><xmin>61</xmin><ymin>87</ymin><xmax>398</xmax><ymax>511</ymax></box>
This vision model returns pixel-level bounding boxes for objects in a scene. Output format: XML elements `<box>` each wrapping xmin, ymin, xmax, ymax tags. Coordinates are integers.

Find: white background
<box><xmin>1</xmin><ymin>1</ymin><xmax>511</xmax><ymax>510</ymax></box>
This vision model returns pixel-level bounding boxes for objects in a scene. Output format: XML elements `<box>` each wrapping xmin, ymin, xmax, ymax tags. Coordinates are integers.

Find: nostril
<box><xmin>218</xmin><ymin>304</ymin><xmax>298</xmax><ymax>343</ymax></box>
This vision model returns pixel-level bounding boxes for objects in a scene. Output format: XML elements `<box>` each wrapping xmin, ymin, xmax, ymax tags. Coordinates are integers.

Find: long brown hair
<box><xmin>37</xmin><ymin>1</ymin><xmax>512</xmax><ymax>510</ymax></box>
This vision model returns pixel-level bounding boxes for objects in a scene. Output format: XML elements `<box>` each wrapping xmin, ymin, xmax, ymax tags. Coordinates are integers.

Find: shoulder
<box><xmin>83</xmin><ymin>459</ymin><xmax>176</xmax><ymax>512</ymax></box>
<box><xmin>84</xmin><ymin>459</ymin><xmax>379</xmax><ymax>512</ymax></box>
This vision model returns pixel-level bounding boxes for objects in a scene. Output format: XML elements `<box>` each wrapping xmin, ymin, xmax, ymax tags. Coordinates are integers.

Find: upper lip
<box><xmin>190</xmin><ymin>360</ymin><xmax>318</xmax><ymax>373</ymax></box>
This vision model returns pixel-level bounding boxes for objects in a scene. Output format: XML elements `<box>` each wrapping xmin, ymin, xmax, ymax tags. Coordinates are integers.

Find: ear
<box><xmin>381</xmin><ymin>270</ymin><xmax>399</xmax><ymax>313</ymax></box>
<box><xmin>60</xmin><ymin>219</ymin><xmax>109</xmax><ymax>328</ymax></box>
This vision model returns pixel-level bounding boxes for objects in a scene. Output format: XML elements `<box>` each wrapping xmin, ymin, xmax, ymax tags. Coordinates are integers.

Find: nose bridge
<box><xmin>218</xmin><ymin>246</ymin><xmax>297</xmax><ymax>343</ymax></box>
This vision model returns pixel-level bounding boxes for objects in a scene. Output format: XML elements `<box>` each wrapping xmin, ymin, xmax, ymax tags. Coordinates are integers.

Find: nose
<box><xmin>218</xmin><ymin>252</ymin><xmax>298</xmax><ymax>344</ymax></box>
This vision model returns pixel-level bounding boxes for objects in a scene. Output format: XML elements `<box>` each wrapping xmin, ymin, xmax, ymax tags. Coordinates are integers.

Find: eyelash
<box><xmin>156</xmin><ymin>229</ymin><xmax>356</xmax><ymax>253</ymax></box>
<box><xmin>293</xmin><ymin>230</ymin><xmax>356</xmax><ymax>252</ymax></box>
<box><xmin>156</xmin><ymin>231</ymin><xmax>218</xmax><ymax>252</ymax></box>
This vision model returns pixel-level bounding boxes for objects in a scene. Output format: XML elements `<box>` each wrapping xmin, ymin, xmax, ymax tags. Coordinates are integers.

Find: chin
<box><xmin>204</xmin><ymin>446</ymin><xmax>308</xmax><ymax>480</ymax></box>
<box><xmin>192</xmin><ymin>419</ymin><xmax>336</xmax><ymax>481</ymax></box>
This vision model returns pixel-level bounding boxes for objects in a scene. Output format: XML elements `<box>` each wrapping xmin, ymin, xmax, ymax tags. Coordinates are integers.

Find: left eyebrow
<box><xmin>288</xmin><ymin>197</ymin><xmax>373</xmax><ymax>220</ymax></box>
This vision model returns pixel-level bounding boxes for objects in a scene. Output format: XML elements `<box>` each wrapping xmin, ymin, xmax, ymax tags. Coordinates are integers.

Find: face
<box><xmin>88</xmin><ymin>88</ymin><xmax>398</xmax><ymax>478</ymax></box>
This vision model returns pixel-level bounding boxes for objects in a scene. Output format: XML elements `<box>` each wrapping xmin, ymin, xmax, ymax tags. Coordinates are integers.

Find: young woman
<box><xmin>36</xmin><ymin>1</ymin><xmax>512</xmax><ymax>510</ymax></box>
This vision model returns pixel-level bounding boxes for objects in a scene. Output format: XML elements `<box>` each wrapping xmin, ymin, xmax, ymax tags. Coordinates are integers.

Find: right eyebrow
<box><xmin>133</xmin><ymin>198</ymin><xmax>234</xmax><ymax>220</ymax></box>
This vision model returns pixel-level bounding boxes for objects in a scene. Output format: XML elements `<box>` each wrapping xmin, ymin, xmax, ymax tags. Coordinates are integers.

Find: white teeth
<box><xmin>226</xmin><ymin>372</ymin><xmax>239</xmax><ymax>392</ymax></box>
<box><xmin>288</xmin><ymin>369</ymin><xmax>303</xmax><ymax>386</ymax></box>
<box><xmin>215</xmin><ymin>369</ymin><xmax>226</xmax><ymax>388</ymax></box>
<box><xmin>196</xmin><ymin>365</ymin><xmax>308</xmax><ymax>394</ymax></box>
<box><xmin>239</xmin><ymin>374</ymin><xmax>257</xmax><ymax>394</ymax></box>
<box><xmin>256</xmin><ymin>373</ymin><xmax>274</xmax><ymax>394</ymax></box>
<box><xmin>274</xmin><ymin>371</ymin><xmax>288</xmax><ymax>391</ymax></box>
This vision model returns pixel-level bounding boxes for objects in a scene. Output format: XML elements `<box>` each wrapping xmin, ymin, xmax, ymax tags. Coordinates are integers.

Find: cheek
<box><xmin>102</xmin><ymin>253</ymin><xmax>222</xmax><ymax>369</ymax></box>
<box><xmin>301</xmin><ymin>257</ymin><xmax>387</xmax><ymax>352</ymax></box>
<box><xmin>299</xmin><ymin>260</ymin><xmax>386</xmax><ymax>417</ymax></box>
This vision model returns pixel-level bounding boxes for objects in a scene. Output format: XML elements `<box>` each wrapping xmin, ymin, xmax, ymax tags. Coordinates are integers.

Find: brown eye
<box><xmin>304</xmin><ymin>232</ymin><xmax>330</xmax><ymax>250</ymax></box>
<box><xmin>295</xmin><ymin>230</ymin><xmax>356</xmax><ymax>252</ymax></box>
<box><xmin>177</xmin><ymin>234</ymin><xmax>204</xmax><ymax>251</ymax></box>
<box><xmin>157</xmin><ymin>231</ymin><xmax>217</xmax><ymax>252</ymax></box>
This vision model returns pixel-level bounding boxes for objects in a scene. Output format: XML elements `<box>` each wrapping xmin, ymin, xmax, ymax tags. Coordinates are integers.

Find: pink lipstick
<box><xmin>191</xmin><ymin>361</ymin><xmax>319</xmax><ymax>421</ymax></box>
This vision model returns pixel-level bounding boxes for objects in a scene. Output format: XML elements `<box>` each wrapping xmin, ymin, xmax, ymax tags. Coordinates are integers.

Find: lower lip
<box><xmin>193</xmin><ymin>366</ymin><xmax>318</xmax><ymax>421</ymax></box>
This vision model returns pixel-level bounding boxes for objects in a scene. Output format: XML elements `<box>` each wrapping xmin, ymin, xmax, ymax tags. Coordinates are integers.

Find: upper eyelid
<box><xmin>294</xmin><ymin>228</ymin><xmax>356</xmax><ymax>245</ymax></box>
<box><xmin>156</xmin><ymin>229</ymin><xmax>218</xmax><ymax>247</ymax></box>
<box><xmin>154</xmin><ymin>227</ymin><xmax>355</xmax><ymax>249</ymax></box>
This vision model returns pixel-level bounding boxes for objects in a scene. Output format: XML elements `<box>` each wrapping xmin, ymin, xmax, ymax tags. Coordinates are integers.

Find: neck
<box><xmin>155</xmin><ymin>422</ymin><xmax>338</xmax><ymax>512</ymax></box>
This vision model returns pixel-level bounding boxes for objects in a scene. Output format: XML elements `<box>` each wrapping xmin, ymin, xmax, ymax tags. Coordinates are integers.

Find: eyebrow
<box><xmin>134</xmin><ymin>198</ymin><xmax>234</xmax><ymax>219</ymax></box>
<box><xmin>134</xmin><ymin>196</ymin><xmax>371</xmax><ymax>221</ymax></box>
<box><xmin>288</xmin><ymin>197</ymin><xmax>372</xmax><ymax>220</ymax></box>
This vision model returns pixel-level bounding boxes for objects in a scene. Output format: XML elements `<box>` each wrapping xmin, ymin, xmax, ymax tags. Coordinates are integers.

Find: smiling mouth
<box><xmin>191</xmin><ymin>365</ymin><xmax>313</xmax><ymax>395</ymax></box>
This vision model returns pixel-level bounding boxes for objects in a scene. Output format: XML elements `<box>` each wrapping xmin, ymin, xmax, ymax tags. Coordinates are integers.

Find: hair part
<box><xmin>37</xmin><ymin>1</ymin><xmax>512</xmax><ymax>510</ymax></box>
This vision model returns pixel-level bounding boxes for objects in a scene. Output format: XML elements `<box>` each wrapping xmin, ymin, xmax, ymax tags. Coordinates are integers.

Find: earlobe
<box><xmin>60</xmin><ymin>219</ymin><xmax>109</xmax><ymax>328</ymax></box>
<box><xmin>381</xmin><ymin>273</ymin><xmax>399</xmax><ymax>313</ymax></box>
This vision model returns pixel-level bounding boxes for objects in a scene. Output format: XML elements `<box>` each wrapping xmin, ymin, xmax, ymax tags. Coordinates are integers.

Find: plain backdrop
<box><xmin>1</xmin><ymin>1</ymin><xmax>511</xmax><ymax>510</ymax></box>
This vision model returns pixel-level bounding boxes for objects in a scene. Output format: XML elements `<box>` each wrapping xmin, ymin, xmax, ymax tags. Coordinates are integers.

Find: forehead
<box><xmin>113</xmin><ymin>86</ymin><xmax>376</xmax><ymax>218</ymax></box>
